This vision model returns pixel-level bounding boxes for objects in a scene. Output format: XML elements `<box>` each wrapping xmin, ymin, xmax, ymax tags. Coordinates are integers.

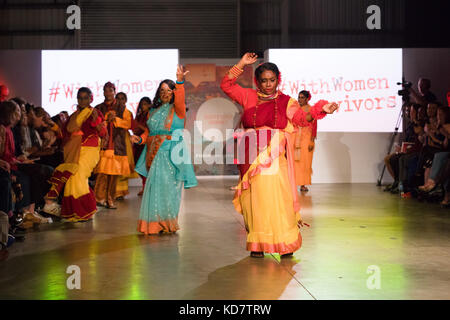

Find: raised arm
<box><xmin>174</xmin><ymin>84</ymin><xmax>186</xmax><ymax>119</ymax></box>
<box><xmin>174</xmin><ymin>64</ymin><xmax>189</xmax><ymax>119</ymax></box>
<box><xmin>220</xmin><ymin>53</ymin><xmax>258</xmax><ymax>107</ymax></box>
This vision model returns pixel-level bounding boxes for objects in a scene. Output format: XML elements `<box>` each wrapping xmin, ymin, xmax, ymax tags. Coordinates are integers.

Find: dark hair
<box><xmin>11</xmin><ymin>97</ymin><xmax>26</xmax><ymax>106</ymax></box>
<box><xmin>254</xmin><ymin>62</ymin><xmax>280</xmax><ymax>83</ymax></box>
<box><xmin>50</xmin><ymin>115</ymin><xmax>61</xmax><ymax>124</ymax></box>
<box><xmin>77</xmin><ymin>87</ymin><xmax>93</xmax><ymax>99</ymax></box>
<box><xmin>33</xmin><ymin>106</ymin><xmax>47</xmax><ymax>118</ymax></box>
<box><xmin>298</xmin><ymin>90</ymin><xmax>311</xmax><ymax>100</ymax></box>
<box><xmin>25</xmin><ymin>103</ymin><xmax>35</xmax><ymax>114</ymax></box>
<box><xmin>437</xmin><ymin>105</ymin><xmax>450</xmax><ymax>124</ymax></box>
<box><xmin>0</xmin><ymin>100</ymin><xmax>19</xmax><ymax>126</ymax></box>
<box><xmin>153</xmin><ymin>79</ymin><xmax>176</xmax><ymax>108</ymax></box>
<box><xmin>115</xmin><ymin>92</ymin><xmax>127</xmax><ymax>101</ymax></box>
<box><xmin>136</xmin><ymin>96</ymin><xmax>152</xmax><ymax>116</ymax></box>
<box><xmin>103</xmin><ymin>81</ymin><xmax>116</xmax><ymax>92</ymax></box>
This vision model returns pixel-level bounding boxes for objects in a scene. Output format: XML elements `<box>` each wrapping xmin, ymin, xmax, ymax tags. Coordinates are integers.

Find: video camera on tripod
<box><xmin>397</xmin><ymin>79</ymin><xmax>412</xmax><ymax>102</ymax></box>
<box><xmin>377</xmin><ymin>78</ymin><xmax>412</xmax><ymax>186</ymax></box>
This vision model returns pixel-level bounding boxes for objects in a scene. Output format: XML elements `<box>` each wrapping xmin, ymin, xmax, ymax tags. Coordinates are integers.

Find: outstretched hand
<box><xmin>237</xmin><ymin>52</ymin><xmax>258</xmax><ymax>69</ymax></box>
<box><xmin>176</xmin><ymin>64</ymin><xmax>189</xmax><ymax>82</ymax></box>
<box><xmin>323</xmin><ymin>102</ymin><xmax>339</xmax><ymax>114</ymax></box>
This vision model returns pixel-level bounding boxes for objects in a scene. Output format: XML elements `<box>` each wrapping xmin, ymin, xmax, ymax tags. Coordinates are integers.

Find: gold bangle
<box><xmin>229</xmin><ymin>65</ymin><xmax>244</xmax><ymax>78</ymax></box>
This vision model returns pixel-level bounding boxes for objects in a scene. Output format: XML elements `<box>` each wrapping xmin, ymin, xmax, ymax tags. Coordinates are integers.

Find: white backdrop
<box><xmin>41</xmin><ymin>49</ymin><xmax>179</xmax><ymax>115</ymax></box>
<box><xmin>266</xmin><ymin>48</ymin><xmax>403</xmax><ymax>132</ymax></box>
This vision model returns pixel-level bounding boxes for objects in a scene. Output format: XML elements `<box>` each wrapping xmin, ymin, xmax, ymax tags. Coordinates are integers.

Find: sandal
<box><xmin>23</xmin><ymin>212</ymin><xmax>42</xmax><ymax>224</ymax></box>
<box><xmin>250</xmin><ymin>251</ymin><xmax>264</xmax><ymax>258</ymax></box>
<box><xmin>137</xmin><ymin>190</ymin><xmax>144</xmax><ymax>196</ymax></box>
<box><xmin>281</xmin><ymin>252</ymin><xmax>294</xmax><ymax>258</ymax></box>
<box><xmin>107</xmin><ymin>202</ymin><xmax>117</xmax><ymax>210</ymax></box>
<box><xmin>300</xmin><ymin>186</ymin><xmax>309</xmax><ymax>192</ymax></box>
<box><xmin>419</xmin><ymin>182</ymin><xmax>436</xmax><ymax>193</ymax></box>
<box><xmin>96</xmin><ymin>201</ymin><xmax>107</xmax><ymax>207</ymax></box>
<box><xmin>42</xmin><ymin>202</ymin><xmax>61</xmax><ymax>217</ymax></box>
<box><xmin>32</xmin><ymin>211</ymin><xmax>52</xmax><ymax>224</ymax></box>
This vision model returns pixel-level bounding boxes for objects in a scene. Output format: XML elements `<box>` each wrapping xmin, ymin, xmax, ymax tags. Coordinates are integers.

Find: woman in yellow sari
<box><xmin>43</xmin><ymin>87</ymin><xmax>106</xmax><ymax>222</ymax></box>
<box><xmin>221</xmin><ymin>53</ymin><xmax>338</xmax><ymax>258</ymax></box>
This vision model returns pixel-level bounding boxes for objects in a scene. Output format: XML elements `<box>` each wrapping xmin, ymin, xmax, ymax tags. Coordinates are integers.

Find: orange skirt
<box><xmin>95</xmin><ymin>149</ymin><xmax>131</xmax><ymax>176</ymax></box>
<box><xmin>292</xmin><ymin>126</ymin><xmax>314</xmax><ymax>186</ymax></box>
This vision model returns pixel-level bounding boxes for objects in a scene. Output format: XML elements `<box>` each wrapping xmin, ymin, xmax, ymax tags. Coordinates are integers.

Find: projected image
<box><xmin>266</xmin><ymin>49</ymin><xmax>403</xmax><ymax>132</ymax></box>
<box><xmin>41</xmin><ymin>49</ymin><xmax>179</xmax><ymax>116</ymax></box>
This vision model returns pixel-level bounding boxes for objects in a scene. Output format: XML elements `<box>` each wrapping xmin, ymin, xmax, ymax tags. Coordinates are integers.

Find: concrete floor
<box><xmin>0</xmin><ymin>177</ymin><xmax>449</xmax><ymax>300</ymax></box>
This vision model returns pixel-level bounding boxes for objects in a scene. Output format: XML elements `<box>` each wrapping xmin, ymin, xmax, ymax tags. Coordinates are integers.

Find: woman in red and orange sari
<box><xmin>43</xmin><ymin>87</ymin><xmax>107</xmax><ymax>222</ymax></box>
<box><xmin>221</xmin><ymin>53</ymin><xmax>338</xmax><ymax>258</ymax></box>
<box><xmin>291</xmin><ymin>90</ymin><xmax>326</xmax><ymax>192</ymax></box>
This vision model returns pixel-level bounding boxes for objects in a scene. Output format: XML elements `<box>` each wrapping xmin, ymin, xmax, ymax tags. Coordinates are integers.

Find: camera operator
<box><xmin>408</xmin><ymin>78</ymin><xmax>437</xmax><ymax>107</ymax></box>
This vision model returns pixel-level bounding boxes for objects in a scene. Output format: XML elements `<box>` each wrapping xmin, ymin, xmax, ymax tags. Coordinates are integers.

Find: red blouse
<box><xmin>0</xmin><ymin>125</ymin><xmax>18</xmax><ymax>170</ymax></box>
<box><xmin>220</xmin><ymin>75</ymin><xmax>327</xmax><ymax>127</ymax></box>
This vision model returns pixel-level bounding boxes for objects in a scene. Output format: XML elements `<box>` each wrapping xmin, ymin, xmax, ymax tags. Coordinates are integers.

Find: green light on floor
<box><xmin>40</xmin><ymin>254</ymin><xmax>68</xmax><ymax>300</ymax></box>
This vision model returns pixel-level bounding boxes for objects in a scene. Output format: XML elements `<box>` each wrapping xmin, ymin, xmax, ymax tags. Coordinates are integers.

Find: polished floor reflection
<box><xmin>1</xmin><ymin>177</ymin><xmax>449</xmax><ymax>299</ymax></box>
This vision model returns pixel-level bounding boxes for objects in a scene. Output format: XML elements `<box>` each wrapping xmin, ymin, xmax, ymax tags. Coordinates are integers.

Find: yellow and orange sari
<box><xmin>221</xmin><ymin>69</ymin><xmax>328</xmax><ymax>254</ymax></box>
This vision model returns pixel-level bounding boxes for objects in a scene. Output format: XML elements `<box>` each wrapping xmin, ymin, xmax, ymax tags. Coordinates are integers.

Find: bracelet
<box><xmin>229</xmin><ymin>65</ymin><xmax>244</xmax><ymax>78</ymax></box>
<box><xmin>138</xmin><ymin>137</ymin><xmax>143</xmax><ymax>144</ymax></box>
<box><xmin>176</xmin><ymin>80</ymin><xmax>185</xmax><ymax>84</ymax></box>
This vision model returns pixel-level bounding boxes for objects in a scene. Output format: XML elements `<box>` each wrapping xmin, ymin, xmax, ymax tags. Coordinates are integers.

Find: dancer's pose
<box><xmin>43</xmin><ymin>87</ymin><xmax>106</xmax><ymax>221</ymax></box>
<box><xmin>291</xmin><ymin>90</ymin><xmax>326</xmax><ymax>192</ymax></box>
<box><xmin>94</xmin><ymin>92</ymin><xmax>134</xmax><ymax>209</ymax></box>
<box><xmin>131</xmin><ymin>65</ymin><xmax>197</xmax><ymax>235</ymax></box>
<box><xmin>221</xmin><ymin>53</ymin><xmax>338</xmax><ymax>258</ymax></box>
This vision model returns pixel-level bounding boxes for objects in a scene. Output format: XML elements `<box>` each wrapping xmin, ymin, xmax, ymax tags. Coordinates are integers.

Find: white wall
<box><xmin>312</xmin><ymin>132</ymin><xmax>393</xmax><ymax>184</ymax></box>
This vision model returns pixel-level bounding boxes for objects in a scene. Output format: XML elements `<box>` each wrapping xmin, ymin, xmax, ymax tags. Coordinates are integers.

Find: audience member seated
<box><xmin>417</xmin><ymin>106</ymin><xmax>450</xmax><ymax>196</ymax></box>
<box><xmin>408</xmin><ymin>78</ymin><xmax>437</xmax><ymax>107</ymax></box>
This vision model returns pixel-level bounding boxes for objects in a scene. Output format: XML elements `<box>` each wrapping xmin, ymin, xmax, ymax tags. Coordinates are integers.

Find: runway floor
<box><xmin>0</xmin><ymin>177</ymin><xmax>449</xmax><ymax>300</ymax></box>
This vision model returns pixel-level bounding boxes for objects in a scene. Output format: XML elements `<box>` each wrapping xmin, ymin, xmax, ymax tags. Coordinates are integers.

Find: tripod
<box><xmin>376</xmin><ymin>100</ymin><xmax>408</xmax><ymax>186</ymax></box>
